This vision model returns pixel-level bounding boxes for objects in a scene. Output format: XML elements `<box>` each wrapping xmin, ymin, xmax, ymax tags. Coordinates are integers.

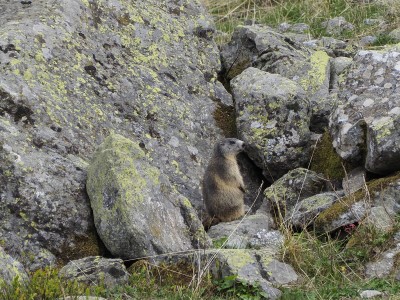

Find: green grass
<box><xmin>372</xmin><ymin>33</ymin><xmax>399</xmax><ymax>46</ymax></box>
<box><xmin>204</xmin><ymin>0</ymin><xmax>400</xmax><ymax>43</ymax></box>
<box><xmin>0</xmin><ymin>262</ymin><xmax>255</xmax><ymax>300</ymax></box>
<box><xmin>4</xmin><ymin>224</ymin><xmax>400</xmax><ymax>300</ymax></box>
<box><xmin>278</xmin><ymin>218</ymin><xmax>400</xmax><ymax>300</ymax></box>
<box><xmin>281</xmin><ymin>278</ymin><xmax>400</xmax><ymax>300</ymax></box>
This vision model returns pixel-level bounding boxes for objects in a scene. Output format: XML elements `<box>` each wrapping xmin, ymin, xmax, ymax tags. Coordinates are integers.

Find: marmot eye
<box><xmin>229</xmin><ymin>140</ymin><xmax>235</xmax><ymax>144</ymax></box>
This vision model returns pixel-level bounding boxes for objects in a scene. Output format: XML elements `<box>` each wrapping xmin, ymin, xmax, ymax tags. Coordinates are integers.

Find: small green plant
<box><xmin>213</xmin><ymin>237</ymin><xmax>229</xmax><ymax>248</ymax></box>
<box><xmin>0</xmin><ymin>267</ymin><xmax>94</xmax><ymax>300</ymax></box>
<box><xmin>214</xmin><ymin>275</ymin><xmax>268</xmax><ymax>300</ymax></box>
<box><xmin>278</xmin><ymin>209</ymin><xmax>400</xmax><ymax>300</ymax></box>
<box><xmin>0</xmin><ymin>263</ymin><xmax>245</xmax><ymax>300</ymax></box>
<box><xmin>372</xmin><ymin>33</ymin><xmax>399</xmax><ymax>46</ymax></box>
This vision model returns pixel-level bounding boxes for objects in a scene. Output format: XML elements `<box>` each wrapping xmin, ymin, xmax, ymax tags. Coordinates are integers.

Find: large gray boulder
<box><xmin>87</xmin><ymin>134</ymin><xmax>210</xmax><ymax>259</ymax></box>
<box><xmin>220</xmin><ymin>25</ymin><xmax>312</xmax><ymax>82</ymax></box>
<box><xmin>231</xmin><ymin>68</ymin><xmax>311</xmax><ymax>180</ymax></box>
<box><xmin>330</xmin><ymin>49</ymin><xmax>400</xmax><ymax>174</ymax></box>
<box><xmin>264</xmin><ymin>168</ymin><xmax>327</xmax><ymax>218</ymax></box>
<box><xmin>221</xmin><ymin>25</ymin><xmax>331</xmax><ymax>133</ymax></box>
<box><xmin>0</xmin><ymin>0</ymin><xmax>224</xmax><ymax>269</ymax></box>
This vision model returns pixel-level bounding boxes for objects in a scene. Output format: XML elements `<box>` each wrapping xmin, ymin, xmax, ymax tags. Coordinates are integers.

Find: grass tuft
<box><xmin>204</xmin><ymin>0</ymin><xmax>400</xmax><ymax>43</ymax></box>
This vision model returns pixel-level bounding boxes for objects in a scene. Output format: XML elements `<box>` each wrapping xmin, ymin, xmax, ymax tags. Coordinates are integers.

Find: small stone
<box><xmin>360</xmin><ymin>36</ymin><xmax>377</xmax><ymax>46</ymax></box>
<box><xmin>322</xmin><ymin>17</ymin><xmax>355</xmax><ymax>35</ymax></box>
<box><xmin>261</xmin><ymin>259</ymin><xmax>298</xmax><ymax>285</ymax></box>
<box><xmin>278</xmin><ymin>22</ymin><xmax>291</xmax><ymax>32</ymax></box>
<box><xmin>291</xmin><ymin>23</ymin><xmax>310</xmax><ymax>33</ymax></box>
<box><xmin>363</xmin><ymin>19</ymin><xmax>383</xmax><ymax>26</ymax></box>
<box><xmin>360</xmin><ymin>290</ymin><xmax>383</xmax><ymax>298</ymax></box>
<box><xmin>388</xmin><ymin>28</ymin><xmax>400</xmax><ymax>42</ymax></box>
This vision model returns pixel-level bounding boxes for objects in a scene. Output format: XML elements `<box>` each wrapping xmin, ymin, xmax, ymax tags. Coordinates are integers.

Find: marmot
<box><xmin>202</xmin><ymin>138</ymin><xmax>246</xmax><ymax>223</ymax></box>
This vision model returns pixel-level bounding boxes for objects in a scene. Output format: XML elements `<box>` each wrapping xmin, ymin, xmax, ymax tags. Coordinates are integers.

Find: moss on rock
<box><xmin>213</xmin><ymin>102</ymin><xmax>237</xmax><ymax>137</ymax></box>
<box><xmin>315</xmin><ymin>171</ymin><xmax>400</xmax><ymax>232</ymax></box>
<box><xmin>310</xmin><ymin>130</ymin><xmax>346</xmax><ymax>180</ymax></box>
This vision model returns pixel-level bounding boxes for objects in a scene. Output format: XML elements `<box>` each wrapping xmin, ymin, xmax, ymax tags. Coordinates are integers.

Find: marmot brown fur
<box><xmin>202</xmin><ymin>138</ymin><xmax>246</xmax><ymax>223</ymax></box>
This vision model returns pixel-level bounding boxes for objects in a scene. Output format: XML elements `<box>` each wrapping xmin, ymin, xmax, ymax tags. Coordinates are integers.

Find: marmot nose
<box><xmin>242</xmin><ymin>142</ymin><xmax>246</xmax><ymax>148</ymax></box>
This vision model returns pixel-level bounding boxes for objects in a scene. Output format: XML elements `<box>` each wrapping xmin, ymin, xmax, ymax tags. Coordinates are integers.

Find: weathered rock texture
<box><xmin>316</xmin><ymin>176</ymin><xmax>400</xmax><ymax>233</ymax></box>
<box><xmin>221</xmin><ymin>25</ymin><xmax>331</xmax><ymax>133</ymax></box>
<box><xmin>87</xmin><ymin>134</ymin><xmax>209</xmax><ymax>259</ymax></box>
<box><xmin>0</xmin><ymin>246</ymin><xmax>29</xmax><ymax>286</ymax></box>
<box><xmin>365</xmin><ymin>231</ymin><xmax>400</xmax><ymax>279</ymax></box>
<box><xmin>330</xmin><ymin>49</ymin><xmax>400</xmax><ymax>174</ymax></box>
<box><xmin>207</xmin><ymin>214</ymin><xmax>281</xmax><ymax>250</ymax></box>
<box><xmin>0</xmin><ymin>0</ymin><xmax>224</xmax><ymax>269</ymax></box>
<box><xmin>59</xmin><ymin>256</ymin><xmax>129</xmax><ymax>288</ymax></box>
<box><xmin>289</xmin><ymin>192</ymin><xmax>342</xmax><ymax>228</ymax></box>
<box><xmin>163</xmin><ymin>249</ymin><xmax>297</xmax><ymax>300</ymax></box>
<box><xmin>264</xmin><ymin>168</ymin><xmax>327</xmax><ymax>218</ymax></box>
<box><xmin>232</xmin><ymin>68</ymin><xmax>311</xmax><ymax>180</ymax></box>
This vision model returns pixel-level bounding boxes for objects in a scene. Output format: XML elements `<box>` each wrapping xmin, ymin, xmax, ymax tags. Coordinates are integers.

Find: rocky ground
<box><xmin>1</xmin><ymin>0</ymin><xmax>400</xmax><ymax>299</ymax></box>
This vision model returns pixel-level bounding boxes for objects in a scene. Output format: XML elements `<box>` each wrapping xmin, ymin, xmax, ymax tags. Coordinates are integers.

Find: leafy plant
<box><xmin>214</xmin><ymin>275</ymin><xmax>268</xmax><ymax>300</ymax></box>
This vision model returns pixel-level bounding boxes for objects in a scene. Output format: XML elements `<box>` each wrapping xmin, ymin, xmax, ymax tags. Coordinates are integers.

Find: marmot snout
<box><xmin>202</xmin><ymin>138</ymin><xmax>246</xmax><ymax>223</ymax></box>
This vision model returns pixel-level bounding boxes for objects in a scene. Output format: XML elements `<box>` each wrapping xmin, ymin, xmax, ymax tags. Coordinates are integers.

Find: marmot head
<box><xmin>215</xmin><ymin>138</ymin><xmax>245</xmax><ymax>158</ymax></box>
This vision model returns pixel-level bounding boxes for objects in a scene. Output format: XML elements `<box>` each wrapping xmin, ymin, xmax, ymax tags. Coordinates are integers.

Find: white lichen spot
<box><xmin>362</xmin><ymin>70</ymin><xmax>372</xmax><ymax>79</ymax></box>
<box><xmin>250</xmin><ymin>121</ymin><xmax>262</xmax><ymax>129</ymax></box>
<box><xmin>389</xmin><ymin>107</ymin><xmax>400</xmax><ymax>115</ymax></box>
<box><xmin>266</xmin><ymin>120</ymin><xmax>277</xmax><ymax>129</ymax></box>
<box><xmin>384</xmin><ymin>82</ymin><xmax>393</xmax><ymax>89</ymax></box>
<box><xmin>341</xmin><ymin>123</ymin><xmax>353</xmax><ymax>135</ymax></box>
<box><xmin>374</xmin><ymin>76</ymin><xmax>384</xmax><ymax>85</ymax></box>
<box><xmin>187</xmin><ymin>145</ymin><xmax>198</xmax><ymax>156</ymax></box>
<box><xmin>362</xmin><ymin>98</ymin><xmax>374</xmax><ymax>107</ymax></box>
<box><xmin>374</xmin><ymin>68</ymin><xmax>384</xmax><ymax>76</ymax></box>
<box><xmin>290</xmin><ymin>128</ymin><xmax>300</xmax><ymax>143</ymax></box>
<box><xmin>394</xmin><ymin>61</ymin><xmax>400</xmax><ymax>72</ymax></box>
<box><xmin>168</xmin><ymin>136</ymin><xmax>180</xmax><ymax>147</ymax></box>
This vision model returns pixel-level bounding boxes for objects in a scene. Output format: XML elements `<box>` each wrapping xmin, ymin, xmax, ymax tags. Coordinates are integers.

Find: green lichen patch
<box><xmin>299</xmin><ymin>50</ymin><xmax>330</xmax><ymax>94</ymax></box>
<box><xmin>87</xmin><ymin>133</ymin><xmax>160</xmax><ymax>210</ymax></box>
<box><xmin>220</xmin><ymin>249</ymin><xmax>255</xmax><ymax>272</ymax></box>
<box><xmin>310</xmin><ymin>130</ymin><xmax>346</xmax><ymax>180</ymax></box>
